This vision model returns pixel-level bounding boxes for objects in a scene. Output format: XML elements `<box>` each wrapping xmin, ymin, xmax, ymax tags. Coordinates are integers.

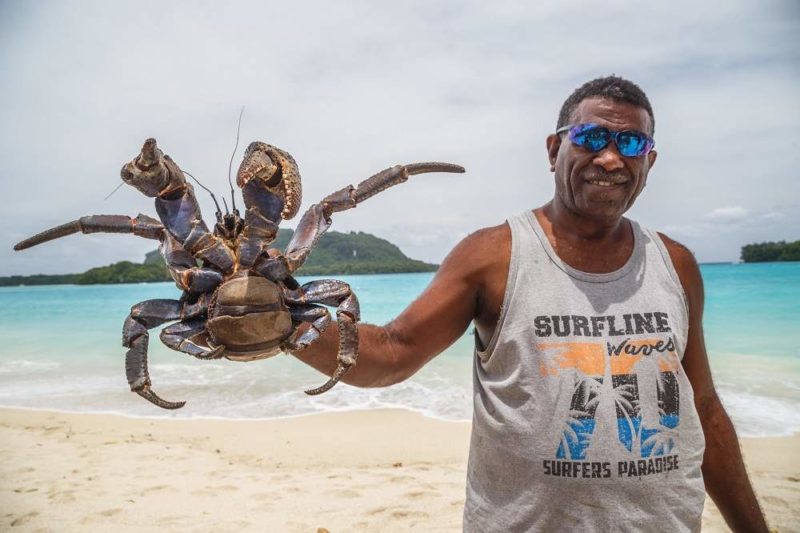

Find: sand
<box><xmin>1</xmin><ymin>407</ymin><xmax>797</xmax><ymax>532</ymax></box>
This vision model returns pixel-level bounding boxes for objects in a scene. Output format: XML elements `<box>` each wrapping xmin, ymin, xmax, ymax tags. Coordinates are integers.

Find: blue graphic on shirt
<box><xmin>554</xmin><ymin>370</ymin><xmax>680</xmax><ymax>460</ymax></box>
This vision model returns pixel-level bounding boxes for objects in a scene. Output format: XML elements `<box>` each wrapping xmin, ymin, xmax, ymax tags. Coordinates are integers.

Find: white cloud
<box><xmin>703</xmin><ymin>206</ymin><xmax>751</xmax><ymax>224</ymax></box>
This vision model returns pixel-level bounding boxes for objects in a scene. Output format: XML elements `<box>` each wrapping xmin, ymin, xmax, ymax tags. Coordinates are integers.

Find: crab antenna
<box><xmin>103</xmin><ymin>181</ymin><xmax>125</xmax><ymax>201</ymax></box>
<box><xmin>222</xmin><ymin>196</ymin><xmax>229</xmax><ymax>215</ymax></box>
<box><xmin>184</xmin><ymin>169</ymin><xmax>223</xmax><ymax>215</ymax></box>
<box><xmin>227</xmin><ymin>106</ymin><xmax>245</xmax><ymax>213</ymax></box>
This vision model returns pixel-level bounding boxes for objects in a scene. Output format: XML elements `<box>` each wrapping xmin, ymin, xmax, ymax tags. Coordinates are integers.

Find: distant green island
<box><xmin>741</xmin><ymin>240</ymin><xmax>800</xmax><ymax>263</ymax></box>
<box><xmin>2</xmin><ymin>229</ymin><xmax>437</xmax><ymax>286</ymax></box>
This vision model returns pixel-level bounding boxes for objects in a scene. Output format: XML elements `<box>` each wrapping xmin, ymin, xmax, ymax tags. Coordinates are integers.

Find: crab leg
<box><xmin>283</xmin><ymin>162</ymin><xmax>464</xmax><ymax>273</ymax></box>
<box><xmin>161</xmin><ymin>234</ymin><xmax>224</xmax><ymax>295</ymax></box>
<box><xmin>284</xmin><ymin>280</ymin><xmax>360</xmax><ymax>395</ymax></box>
<box><xmin>123</xmin><ymin>298</ymin><xmax>214</xmax><ymax>410</ymax></box>
<box><xmin>160</xmin><ymin>318</ymin><xmax>225</xmax><ymax>360</ymax></box>
<box><xmin>14</xmin><ymin>214</ymin><xmax>163</xmax><ymax>251</ymax></box>
<box><xmin>281</xmin><ymin>304</ymin><xmax>332</xmax><ymax>352</ymax></box>
<box><xmin>252</xmin><ymin>253</ymin><xmax>291</xmax><ymax>283</ymax></box>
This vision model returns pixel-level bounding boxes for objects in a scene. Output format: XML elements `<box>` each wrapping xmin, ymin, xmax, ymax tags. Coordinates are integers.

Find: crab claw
<box><xmin>236</xmin><ymin>142</ymin><xmax>303</xmax><ymax>220</ymax></box>
<box><xmin>236</xmin><ymin>142</ymin><xmax>280</xmax><ymax>187</ymax></box>
<box><xmin>120</xmin><ymin>138</ymin><xmax>172</xmax><ymax>197</ymax></box>
<box><xmin>304</xmin><ymin>363</ymin><xmax>351</xmax><ymax>396</ymax></box>
<box><xmin>135</xmin><ymin>386</ymin><xmax>186</xmax><ymax>410</ymax></box>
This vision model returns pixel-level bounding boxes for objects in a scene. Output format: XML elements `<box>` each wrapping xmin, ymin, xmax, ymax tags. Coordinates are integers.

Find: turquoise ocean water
<box><xmin>1</xmin><ymin>263</ymin><xmax>798</xmax><ymax>437</ymax></box>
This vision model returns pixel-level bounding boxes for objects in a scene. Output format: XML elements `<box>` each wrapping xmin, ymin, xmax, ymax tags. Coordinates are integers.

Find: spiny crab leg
<box><xmin>350</xmin><ymin>162</ymin><xmax>465</xmax><ymax>204</ymax></box>
<box><xmin>305</xmin><ymin>307</ymin><xmax>357</xmax><ymax>395</ymax></box>
<box><xmin>284</xmin><ymin>162</ymin><xmax>465</xmax><ymax>274</ymax></box>
<box><xmin>306</xmin><ymin>365</ymin><xmax>350</xmax><ymax>396</ymax></box>
<box><xmin>283</xmin><ymin>279</ymin><xmax>360</xmax><ymax>396</ymax></box>
<box><xmin>123</xmin><ymin>298</ymin><xmax>219</xmax><ymax>410</ymax></box>
<box><xmin>134</xmin><ymin>386</ymin><xmax>186</xmax><ymax>411</ymax></box>
<box><xmin>14</xmin><ymin>214</ymin><xmax>164</xmax><ymax>250</ymax></box>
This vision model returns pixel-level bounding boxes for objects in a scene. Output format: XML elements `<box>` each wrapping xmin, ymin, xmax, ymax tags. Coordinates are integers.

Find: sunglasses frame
<box><xmin>556</xmin><ymin>123</ymin><xmax>655</xmax><ymax>157</ymax></box>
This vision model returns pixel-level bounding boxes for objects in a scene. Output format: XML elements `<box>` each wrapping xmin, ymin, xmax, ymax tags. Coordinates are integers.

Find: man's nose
<box><xmin>592</xmin><ymin>145</ymin><xmax>625</xmax><ymax>172</ymax></box>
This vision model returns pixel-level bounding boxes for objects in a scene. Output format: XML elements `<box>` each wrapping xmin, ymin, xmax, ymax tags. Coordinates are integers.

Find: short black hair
<box><xmin>556</xmin><ymin>75</ymin><xmax>655</xmax><ymax>134</ymax></box>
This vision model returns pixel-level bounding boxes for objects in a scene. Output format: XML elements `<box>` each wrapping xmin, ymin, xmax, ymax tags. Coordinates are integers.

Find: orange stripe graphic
<box><xmin>539</xmin><ymin>342</ymin><xmax>604</xmax><ymax>376</ymax></box>
<box><xmin>539</xmin><ymin>338</ymin><xmax>679</xmax><ymax>377</ymax></box>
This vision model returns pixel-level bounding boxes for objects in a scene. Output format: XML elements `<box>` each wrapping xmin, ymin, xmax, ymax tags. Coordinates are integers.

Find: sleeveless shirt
<box><xmin>463</xmin><ymin>211</ymin><xmax>706</xmax><ymax>533</ymax></box>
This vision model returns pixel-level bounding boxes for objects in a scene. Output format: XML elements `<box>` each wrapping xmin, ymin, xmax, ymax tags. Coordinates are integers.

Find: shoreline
<box><xmin>0</xmin><ymin>402</ymin><xmax>474</xmax><ymax>425</ymax></box>
<box><xmin>1</xmin><ymin>401</ymin><xmax>799</xmax><ymax>439</ymax></box>
<box><xmin>2</xmin><ymin>407</ymin><xmax>798</xmax><ymax>531</ymax></box>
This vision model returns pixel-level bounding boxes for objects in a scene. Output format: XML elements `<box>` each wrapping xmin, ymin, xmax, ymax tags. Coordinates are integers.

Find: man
<box><xmin>293</xmin><ymin>76</ymin><xmax>768</xmax><ymax>532</ymax></box>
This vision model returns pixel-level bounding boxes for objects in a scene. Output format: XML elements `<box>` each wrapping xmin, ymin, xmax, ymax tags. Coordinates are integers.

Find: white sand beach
<box><xmin>1</xmin><ymin>408</ymin><xmax>797</xmax><ymax>532</ymax></box>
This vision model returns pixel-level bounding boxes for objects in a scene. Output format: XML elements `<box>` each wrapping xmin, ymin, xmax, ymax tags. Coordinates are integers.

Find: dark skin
<box><xmin>293</xmin><ymin>96</ymin><xmax>768</xmax><ymax>532</ymax></box>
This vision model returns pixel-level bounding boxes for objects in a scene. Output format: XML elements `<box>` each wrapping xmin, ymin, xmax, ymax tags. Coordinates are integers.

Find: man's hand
<box><xmin>660</xmin><ymin>234</ymin><xmax>769</xmax><ymax>533</ymax></box>
<box><xmin>291</xmin><ymin>224</ymin><xmax>509</xmax><ymax>387</ymax></box>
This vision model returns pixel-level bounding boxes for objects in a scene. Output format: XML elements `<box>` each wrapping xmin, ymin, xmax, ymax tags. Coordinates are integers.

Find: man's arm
<box><xmin>291</xmin><ymin>225</ymin><xmax>507</xmax><ymax>387</ymax></box>
<box><xmin>660</xmin><ymin>234</ymin><xmax>768</xmax><ymax>532</ymax></box>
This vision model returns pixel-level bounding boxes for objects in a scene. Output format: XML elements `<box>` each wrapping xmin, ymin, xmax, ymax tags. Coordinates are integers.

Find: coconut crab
<box><xmin>14</xmin><ymin>138</ymin><xmax>464</xmax><ymax>409</ymax></box>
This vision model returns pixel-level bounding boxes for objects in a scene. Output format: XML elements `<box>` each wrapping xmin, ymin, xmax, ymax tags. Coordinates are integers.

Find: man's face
<box><xmin>546</xmin><ymin>97</ymin><xmax>657</xmax><ymax>223</ymax></box>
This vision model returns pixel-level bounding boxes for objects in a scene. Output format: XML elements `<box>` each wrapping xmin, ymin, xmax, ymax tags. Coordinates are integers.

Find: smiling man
<box><xmin>293</xmin><ymin>76</ymin><xmax>768</xmax><ymax>532</ymax></box>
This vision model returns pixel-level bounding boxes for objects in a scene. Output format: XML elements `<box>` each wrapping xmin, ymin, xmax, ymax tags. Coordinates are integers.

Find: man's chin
<box><xmin>574</xmin><ymin>202</ymin><xmax>630</xmax><ymax>223</ymax></box>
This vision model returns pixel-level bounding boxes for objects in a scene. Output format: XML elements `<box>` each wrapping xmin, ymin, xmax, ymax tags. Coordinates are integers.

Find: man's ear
<box><xmin>546</xmin><ymin>134</ymin><xmax>560</xmax><ymax>172</ymax></box>
<box><xmin>647</xmin><ymin>149</ymin><xmax>658</xmax><ymax>170</ymax></box>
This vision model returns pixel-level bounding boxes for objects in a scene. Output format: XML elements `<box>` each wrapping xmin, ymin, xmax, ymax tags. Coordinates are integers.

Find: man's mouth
<box><xmin>585</xmin><ymin>177</ymin><xmax>629</xmax><ymax>188</ymax></box>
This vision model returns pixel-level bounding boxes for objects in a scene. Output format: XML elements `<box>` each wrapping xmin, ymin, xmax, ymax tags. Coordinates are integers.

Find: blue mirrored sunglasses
<box><xmin>556</xmin><ymin>123</ymin><xmax>655</xmax><ymax>157</ymax></box>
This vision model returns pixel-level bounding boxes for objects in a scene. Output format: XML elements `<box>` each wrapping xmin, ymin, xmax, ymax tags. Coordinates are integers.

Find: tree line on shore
<box><xmin>2</xmin><ymin>229</ymin><xmax>437</xmax><ymax>286</ymax></box>
<box><xmin>740</xmin><ymin>240</ymin><xmax>800</xmax><ymax>263</ymax></box>
<box><xmin>7</xmin><ymin>236</ymin><xmax>796</xmax><ymax>287</ymax></box>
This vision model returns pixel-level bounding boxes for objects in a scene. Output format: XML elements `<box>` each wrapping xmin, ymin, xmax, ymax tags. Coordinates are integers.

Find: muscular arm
<box><xmin>660</xmin><ymin>234</ymin><xmax>768</xmax><ymax>533</ymax></box>
<box><xmin>291</xmin><ymin>224</ymin><xmax>509</xmax><ymax>387</ymax></box>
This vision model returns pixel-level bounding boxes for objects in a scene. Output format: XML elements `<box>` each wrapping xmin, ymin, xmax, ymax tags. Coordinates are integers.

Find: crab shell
<box><xmin>206</xmin><ymin>274</ymin><xmax>293</xmax><ymax>361</ymax></box>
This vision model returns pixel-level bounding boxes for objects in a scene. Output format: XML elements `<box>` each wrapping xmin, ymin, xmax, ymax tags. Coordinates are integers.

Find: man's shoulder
<box><xmin>652</xmin><ymin>230</ymin><xmax>703</xmax><ymax>303</ymax></box>
<box><xmin>463</xmin><ymin>222</ymin><xmax>511</xmax><ymax>247</ymax></box>
<box><xmin>461</xmin><ymin>222</ymin><xmax>511</xmax><ymax>264</ymax></box>
<box><xmin>441</xmin><ymin>222</ymin><xmax>510</xmax><ymax>281</ymax></box>
<box><xmin>653</xmin><ymin>231</ymin><xmax>700</xmax><ymax>273</ymax></box>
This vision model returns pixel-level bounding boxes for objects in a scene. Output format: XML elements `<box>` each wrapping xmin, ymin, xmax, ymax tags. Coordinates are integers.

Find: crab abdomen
<box><xmin>207</xmin><ymin>275</ymin><xmax>293</xmax><ymax>361</ymax></box>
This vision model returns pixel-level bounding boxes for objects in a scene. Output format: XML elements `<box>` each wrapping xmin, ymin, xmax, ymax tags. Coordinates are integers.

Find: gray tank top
<box><xmin>464</xmin><ymin>211</ymin><xmax>706</xmax><ymax>533</ymax></box>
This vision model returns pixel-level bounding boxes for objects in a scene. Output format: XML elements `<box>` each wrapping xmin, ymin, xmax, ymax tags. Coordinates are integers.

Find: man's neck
<box><xmin>535</xmin><ymin>201</ymin><xmax>634</xmax><ymax>274</ymax></box>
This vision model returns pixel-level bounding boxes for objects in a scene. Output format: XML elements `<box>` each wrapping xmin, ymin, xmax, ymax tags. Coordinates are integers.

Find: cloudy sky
<box><xmin>1</xmin><ymin>0</ymin><xmax>798</xmax><ymax>276</ymax></box>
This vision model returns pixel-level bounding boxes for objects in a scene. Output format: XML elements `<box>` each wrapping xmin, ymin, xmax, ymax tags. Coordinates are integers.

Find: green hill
<box><xmin>274</xmin><ymin>228</ymin><xmax>436</xmax><ymax>275</ymax></box>
<box><xmin>3</xmin><ymin>229</ymin><xmax>437</xmax><ymax>286</ymax></box>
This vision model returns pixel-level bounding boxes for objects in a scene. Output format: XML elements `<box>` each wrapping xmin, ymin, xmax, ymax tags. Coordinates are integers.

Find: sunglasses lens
<box><xmin>616</xmin><ymin>131</ymin><xmax>649</xmax><ymax>157</ymax></box>
<box><xmin>571</xmin><ymin>125</ymin><xmax>610</xmax><ymax>152</ymax></box>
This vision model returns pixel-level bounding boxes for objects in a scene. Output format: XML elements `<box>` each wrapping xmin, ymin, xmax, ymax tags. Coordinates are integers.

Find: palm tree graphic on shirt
<box><xmin>541</xmin><ymin>338</ymin><xmax>681</xmax><ymax>461</ymax></box>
